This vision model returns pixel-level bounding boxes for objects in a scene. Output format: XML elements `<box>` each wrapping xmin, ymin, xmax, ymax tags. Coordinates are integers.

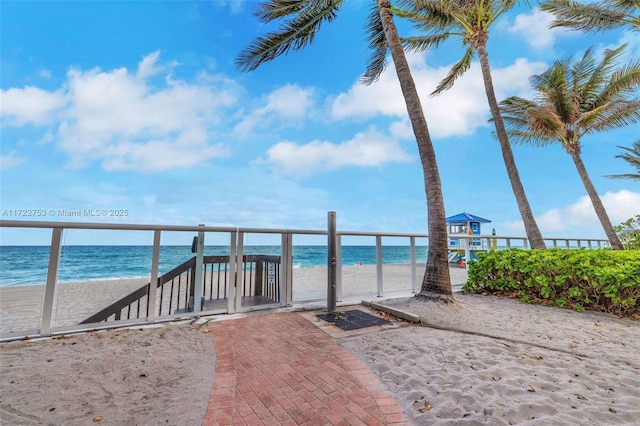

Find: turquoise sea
<box><xmin>0</xmin><ymin>245</ymin><xmax>429</xmax><ymax>287</ymax></box>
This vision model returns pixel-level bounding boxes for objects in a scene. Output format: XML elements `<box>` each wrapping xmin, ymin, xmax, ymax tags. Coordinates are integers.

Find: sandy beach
<box><xmin>348</xmin><ymin>294</ymin><xmax>640</xmax><ymax>424</ymax></box>
<box><xmin>2</xmin><ymin>286</ymin><xmax>638</xmax><ymax>425</ymax></box>
<box><xmin>0</xmin><ymin>264</ymin><xmax>468</xmax><ymax>335</ymax></box>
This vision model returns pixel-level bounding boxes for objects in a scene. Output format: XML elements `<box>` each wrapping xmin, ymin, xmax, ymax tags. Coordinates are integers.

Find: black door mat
<box><xmin>317</xmin><ymin>310</ymin><xmax>390</xmax><ymax>331</ymax></box>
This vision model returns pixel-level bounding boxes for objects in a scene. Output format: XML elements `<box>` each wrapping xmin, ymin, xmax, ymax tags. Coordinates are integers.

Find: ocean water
<box><xmin>0</xmin><ymin>245</ymin><xmax>428</xmax><ymax>287</ymax></box>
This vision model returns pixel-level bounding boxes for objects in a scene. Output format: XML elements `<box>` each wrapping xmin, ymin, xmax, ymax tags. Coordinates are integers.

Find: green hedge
<box><xmin>463</xmin><ymin>249</ymin><xmax>640</xmax><ymax>319</ymax></box>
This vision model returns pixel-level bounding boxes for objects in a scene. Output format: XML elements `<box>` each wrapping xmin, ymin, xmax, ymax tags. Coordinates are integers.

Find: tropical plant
<box><xmin>606</xmin><ymin>140</ymin><xmax>640</xmax><ymax>180</ymax></box>
<box><xmin>615</xmin><ymin>215</ymin><xmax>640</xmax><ymax>249</ymax></box>
<box><xmin>394</xmin><ymin>0</ymin><xmax>547</xmax><ymax>249</ymax></box>
<box><xmin>499</xmin><ymin>45</ymin><xmax>640</xmax><ymax>250</ymax></box>
<box><xmin>464</xmin><ymin>248</ymin><xmax>640</xmax><ymax>318</ymax></box>
<box><xmin>541</xmin><ymin>0</ymin><xmax>640</xmax><ymax>33</ymax></box>
<box><xmin>236</xmin><ymin>0</ymin><xmax>453</xmax><ymax>300</ymax></box>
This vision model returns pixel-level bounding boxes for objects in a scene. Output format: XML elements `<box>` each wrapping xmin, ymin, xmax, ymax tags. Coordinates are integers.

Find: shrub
<box><xmin>615</xmin><ymin>215</ymin><xmax>640</xmax><ymax>250</ymax></box>
<box><xmin>463</xmin><ymin>249</ymin><xmax>640</xmax><ymax>319</ymax></box>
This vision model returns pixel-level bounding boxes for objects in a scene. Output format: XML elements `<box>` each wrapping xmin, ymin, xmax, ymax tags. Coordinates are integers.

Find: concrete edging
<box><xmin>361</xmin><ymin>300</ymin><xmax>422</xmax><ymax>324</ymax></box>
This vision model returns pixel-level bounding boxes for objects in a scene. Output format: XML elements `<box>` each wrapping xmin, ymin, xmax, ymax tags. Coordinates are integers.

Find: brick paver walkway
<box><xmin>203</xmin><ymin>312</ymin><xmax>409</xmax><ymax>425</ymax></box>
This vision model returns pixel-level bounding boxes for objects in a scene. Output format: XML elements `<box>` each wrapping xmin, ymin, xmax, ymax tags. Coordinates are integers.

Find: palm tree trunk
<box><xmin>476</xmin><ymin>44</ymin><xmax>547</xmax><ymax>250</ymax></box>
<box><xmin>570</xmin><ymin>152</ymin><xmax>624</xmax><ymax>249</ymax></box>
<box><xmin>377</xmin><ymin>0</ymin><xmax>452</xmax><ymax>300</ymax></box>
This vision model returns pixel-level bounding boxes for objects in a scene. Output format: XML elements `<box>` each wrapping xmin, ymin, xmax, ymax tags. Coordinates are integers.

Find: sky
<box><xmin>0</xmin><ymin>0</ymin><xmax>638</xmax><ymax>246</ymax></box>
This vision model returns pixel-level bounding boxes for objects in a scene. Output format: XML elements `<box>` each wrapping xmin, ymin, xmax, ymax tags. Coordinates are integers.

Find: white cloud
<box><xmin>507</xmin><ymin>8</ymin><xmax>559</xmax><ymax>50</ymax></box>
<box><xmin>0</xmin><ymin>151</ymin><xmax>26</xmax><ymax>170</ymax></box>
<box><xmin>233</xmin><ymin>84</ymin><xmax>315</xmax><ymax>139</ymax></box>
<box><xmin>41</xmin><ymin>52</ymin><xmax>239</xmax><ymax>171</ymax></box>
<box><xmin>136</xmin><ymin>50</ymin><xmax>162</xmax><ymax>80</ymax></box>
<box><xmin>0</xmin><ymin>86</ymin><xmax>66</xmax><ymax>126</ymax></box>
<box><xmin>330</xmin><ymin>55</ymin><xmax>547</xmax><ymax>139</ymax></box>
<box><xmin>505</xmin><ymin>190</ymin><xmax>640</xmax><ymax>238</ymax></box>
<box><xmin>257</xmin><ymin>127</ymin><xmax>412</xmax><ymax>176</ymax></box>
<box><xmin>388</xmin><ymin>119</ymin><xmax>414</xmax><ymax>140</ymax></box>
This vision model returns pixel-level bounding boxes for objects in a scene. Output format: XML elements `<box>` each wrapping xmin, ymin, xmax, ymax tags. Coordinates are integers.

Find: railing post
<box><xmin>235</xmin><ymin>232</ymin><xmax>245</xmax><ymax>313</ymax></box>
<box><xmin>327</xmin><ymin>211</ymin><xmax>337</xmax><ymax>313</ymax></box>
<box><xmin>227</xmin><ymin>231</ymin><xmax>237</xmax><ymax>314</ymax></box>
<box><xmin>40</xmin><ymin>227</ymin><xmax>63</xmax><ymax>337</ymax></box>
<box><xmin>192</xmin><ymin>225</ymin><xmax>205</xmax><ymax>312</ymax></box>
<box><xmin>281</xmin><ymin>232</ymin><xmax>292</xmax><ymax>307</ymax></box>
<box><xmin>523</xmin><ymin>238</ymin><xmax>529</xmax><ymax>250</ymax></box>
<box><xmin>254</xmin><ymin>259</ymin><xmax>264</xmax><ymax>296</ymax></box>
<box><xmin>147</xmin><ymin>230</ymin><xmax>161</xmax><ymax>322</ymax></box>
<box><xmin>336</xmin><ymin>234</ymin><xmax>342</xmax><ymax>302</ymax></box>
<box><xmin>464</xmin><ymin>236</ymin><xmax>470</xmax><ymax>268</ymax></box>
<box><xmin>376</xmin><ymin>236</ymin><xmax>383</xmax><ymax>296</ymax></box>
<box><xmin>410</xmin><ymin>236</ymin><xmax>418</xmax><ymax>294</ymax></box>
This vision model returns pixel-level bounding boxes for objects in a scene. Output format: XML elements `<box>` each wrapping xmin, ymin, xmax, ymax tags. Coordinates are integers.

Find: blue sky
<box><xmin>1</xmin><ymin>0</ymin><xmax>638</xmax><ymax>246</ymax></box>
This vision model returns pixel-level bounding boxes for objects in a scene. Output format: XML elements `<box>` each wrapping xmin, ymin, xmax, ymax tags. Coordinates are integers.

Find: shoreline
<box><xmin>0</xmin><ymin>260</ymin><xmax>442</xmax><ymax>288</ymax></box>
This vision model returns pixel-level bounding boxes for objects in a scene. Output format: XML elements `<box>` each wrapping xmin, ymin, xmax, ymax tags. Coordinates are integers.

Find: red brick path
<box><xmin>203</xmin><ymin>312</ymin><xmax>409</xmax><ymax>425</ymax></box>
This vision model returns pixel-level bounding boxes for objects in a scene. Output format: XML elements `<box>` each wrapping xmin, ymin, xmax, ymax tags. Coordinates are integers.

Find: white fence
<box><xmin>0</xmin><ymin>219</ymin><xmax>610</xmax><ymax>341</ymax></box>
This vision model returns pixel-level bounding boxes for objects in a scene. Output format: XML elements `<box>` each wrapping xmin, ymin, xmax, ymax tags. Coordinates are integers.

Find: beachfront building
<box><xmin>447</xmin><ymin>212</ymin><xmax>492</xmax><ymax>265</ymax></box>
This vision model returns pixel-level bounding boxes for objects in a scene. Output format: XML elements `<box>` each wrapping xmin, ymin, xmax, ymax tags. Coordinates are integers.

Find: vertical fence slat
<box><xmin>376</xmin><ymin>236</ymin><xmax>383</xmax><ymax>297</ymax></box>
<box><xmin>40</xmin><ymin>227</ymin><xmax>63</xmax><ymax>337</ymax></box>
<box><xmin>147</xmin><ymin>230</ymin><xmax>161</xmax><ymax>322</ymax></box>
<box><xmin>233</xmin><ymin>232</ymin><xmax>243</xmax><ymax>313</ymax></box>
<box><xmin>336</xmin><ymin>234</ymin><xmax>342</xmax><ymax>303</ymax></box>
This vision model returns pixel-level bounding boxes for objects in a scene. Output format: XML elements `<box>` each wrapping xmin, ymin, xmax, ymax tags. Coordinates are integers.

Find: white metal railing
<box><xmin>0</xmin><ymin>219</ymin><xmax>610</xmax><ymax>341</ymax></box>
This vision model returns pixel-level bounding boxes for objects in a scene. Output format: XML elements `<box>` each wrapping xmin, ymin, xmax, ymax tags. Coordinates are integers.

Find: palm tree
<box><xmin>236</xmin><ymin>0</ymin><xmax>453</xmax><ymax>300</ymax></box>
<box><xmin>541</xmin><ymin>0</ymin><xmax>640</xmax><ymax>33</ymax></box>
<box><xmin>395</xmin><ymin>0</ymin><xmax>547</xmax><ymax>249</ymax></box>
<box><xmin>499</xmin><ymin>45</ymin><xmax>640</xmax><ymax>250</ymax></box>
<box><xmin>606</xmin><ymin>140</ymin><xmax>640</xmax><ymax>180</ymax></box>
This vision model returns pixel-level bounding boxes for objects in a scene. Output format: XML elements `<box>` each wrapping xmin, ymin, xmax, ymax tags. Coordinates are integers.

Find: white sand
<box><xmin>0</xmin><ymin>278</ymin><xmax>148</xmax><ymax>334</ymax></box>
<box><xmin>0</xmin><ymin>323</ymin><xmax>216</xmax><ymax>425</ymax></box>
<box><xmin>339</xmin><ymin>294</ymin><xmax>640</xmax><ymax>425</ymax></box>
<box><xmin>4</xmin><ymin>267</ymin><xmax>635</xmax><ymax>424</ymax></box>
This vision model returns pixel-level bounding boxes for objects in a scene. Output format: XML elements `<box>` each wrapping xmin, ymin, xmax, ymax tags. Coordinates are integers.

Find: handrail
<box><xmin>0</xmin><ymin>220</ymin><xmax>610</xmax><ymax>247</ymax></box>
<box><xmin>0</xmin><ymin>219</ymin><xmax>237</xmax><ymax>233</ymax></box>
<box><xmin>80</xmin><ymin>254</ymin><xmax>283</xmax><ymax>324</ymax></box>
<box><xmin>81</xmin><ymin>257</ymin><xmax>198</xmax><ymax>324</ymax></box>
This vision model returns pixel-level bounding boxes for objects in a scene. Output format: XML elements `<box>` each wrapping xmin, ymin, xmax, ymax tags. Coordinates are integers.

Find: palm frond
<box><xmin>579</xmin><ymin>100</ymin><xmax>640</xmax><ymax>133</ymax></box>
<box><xmin>615</xmin><ymin>140</ymin><xmax>640</xmax><ymax>165</ymax></box>
<box><xmin>362</xmin><ymin>2</ymin><xmax>388</xmax><ymax>85</ymax></box>
<box><xmin>395</xmin><ymin>0</ymin><xmax>457</xmax><ymax>31</ymax></box>
<box><xmin>606</xmin><ymin>140</ymin><xmax>640</xmax><ymax>180</ymax></box>
<box><xmin>498</xmin><ymin>128</ymin><xmax>558</xmax><ymax>146</ymax></box>
<box><xmin>541</xmin><ymin>0</ymin><xmax>640</xmax><ymax>33</ymax></box>
<box><xmin>255</xmin><ymin>0</ymin><xmax>308</xmax><ymax>23</ymax></box>
<box><xmin>605</xmin><ymin>172</ymin><xmax>640</xmax><ymax>179</ymax></box>
<box><xmin>431</xmin><ymin>46</ymin><xmax>474</xmax><ymax>95</ymax></box>
<box><xmin>503</xmin><ymin>44</ymin><xmax>640</xmax><ymax>156</ymax></box>
<box><xmin>499</xmin><ymin>96</ymin><xmax>561</xmax><ymax>146</ymax></box>
<box><xmin>571</xmin><ymin>47</ymin><xmax>599</xmax><ymax>105</ymax></box>
<box><xmin>591</xmin><ymin>59</ymin><xmax>640</xmax><ymax>108</ymax></box>
<box><xmin>531</xmin><ymin>60</ymin><xmax>576</xmax><ymax>123</ymax></box>
<box><xmin>401</xmin><ymin>34</ymin><xmax>456</xmax><ymax>53</ymax></box>
<box><xmin>236</xmin><ymin>0</ymin><xmax>343</xmax><ymax>72</ymax></box>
